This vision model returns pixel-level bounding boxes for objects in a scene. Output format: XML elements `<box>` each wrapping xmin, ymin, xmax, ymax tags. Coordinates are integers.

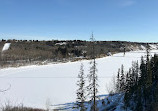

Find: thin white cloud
<box><xmin>120</xmin><ymin>0</ymin><xmax>136</xmax><ymax>7</ymax></box>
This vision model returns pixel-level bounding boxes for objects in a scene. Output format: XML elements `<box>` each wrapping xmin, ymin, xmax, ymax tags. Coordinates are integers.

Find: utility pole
<box><xmin>146</xmin><ymin>43</ymin><xmax>150</xmax><ymax>63</ymax></box>
<box><xmin>123</xmin><ymin>45</ymin><xmax>126</xmax><ymax>56</ymax></box>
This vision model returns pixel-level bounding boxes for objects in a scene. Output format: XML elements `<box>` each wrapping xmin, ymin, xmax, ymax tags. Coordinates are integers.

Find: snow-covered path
<box><xmin>0</xmin><ymin>50</ymin><xmax>158</xmax><ymax>109</ymax></box>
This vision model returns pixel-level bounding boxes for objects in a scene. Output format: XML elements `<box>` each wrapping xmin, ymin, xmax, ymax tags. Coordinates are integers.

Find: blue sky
<box><xmin>0</xmin><ymin>0</ymin><xmax>158</xmax><ymax>42</ymax></box>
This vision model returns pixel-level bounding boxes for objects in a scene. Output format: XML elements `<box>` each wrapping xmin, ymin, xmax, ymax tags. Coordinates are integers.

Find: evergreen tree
<box><xmin>139</xmin><ymin>56</ymin><xmax>146</xmax><ymax>86</ymax></box>
<box><xmin>144</xmin><ymin>44</ymin><xmax>152</xmax><ymax>107</ymax></box>
<box><xmin>130</xmin><ymin>61</ymin><xmax>139</xmax><ymax>90</ymax></box>
<box><xmin>123</xmin><ymin>53</ymin><xmax>158</xmax><ymax>110</ymax></box>
<box><xmin>128</xmin><ymin>68</ymin><xmax>133</xmax><ymax>91</ymax></box>
<box><xmin>76</xmin><ymin>63</ymin><xmax>86</xmax><ymax>111</ymax></box>
<box><xmin>120</xmin><ymin>65</ymin><xmax>125</xmax><ymax>92</ymax></box>
<box><xmin>87</xmin><ymin>33</ymin><xmax>99</xmax><ymax>111</ymax></box>
<box><xmin>135</xmin><ymin>61</ymin><xmax>139</xmax><ymax>86</ymax></box>
<box><xmin>116</xmin><ymin>68</ymin><xmax>120</xmax><ymax>93</ymax></box>
<box><xmin>125</xmin><ymin>72</ymin><xmax>130</xmax><ymax>93</ymax></box>
<box><xmin>146</xmin><ymin>44</ymin><xmax>152</xmax><ymax>87</ymax></box>
<box><xmin>152</xmin><ymin>54</ymin><xmax>158</xmax><ymax>82</ymax></box>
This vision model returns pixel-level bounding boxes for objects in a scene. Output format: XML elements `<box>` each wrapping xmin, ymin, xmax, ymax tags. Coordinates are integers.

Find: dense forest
<box><xmin>116</xmin><ymin>50</ymin><xmax>158</xmax><ymax>111</ymax></box>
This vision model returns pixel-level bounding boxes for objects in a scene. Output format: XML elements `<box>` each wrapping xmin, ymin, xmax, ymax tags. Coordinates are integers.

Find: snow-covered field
<box><xmin>0</xmin><ymin>50</ymin><xmax>158</xmax><ymax>109</ymax></box>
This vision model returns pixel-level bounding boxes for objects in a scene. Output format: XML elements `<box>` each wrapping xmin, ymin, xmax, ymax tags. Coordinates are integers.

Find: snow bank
<box><xmin>2</xmin><ymin>43</ymin><xmax>11</xmax><ymax>52</ymax></box>
<box><xmin>58</xmin><ymin>94</ymin><xmax>127</xmax><ymax>111</ymax></box>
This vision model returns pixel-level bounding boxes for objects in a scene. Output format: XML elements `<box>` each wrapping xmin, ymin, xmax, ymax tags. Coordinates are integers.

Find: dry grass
<box><xmin>1</xmin><ymin>105</ymin><xmax>46</xmax><ymax>111</ymax></box>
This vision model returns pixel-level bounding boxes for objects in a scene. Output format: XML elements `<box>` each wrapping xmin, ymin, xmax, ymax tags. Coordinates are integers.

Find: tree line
<box><xmin>0</xmin><ymin>39</ymin><xmax>149</xmax><ymax>68</ymax></box>
<box><xmin>116</xmin><ymin>50</ymin><xmax>158</xmax><ymax>110</ymax></box>
<box><xmin>76</xmin><ymin>43</ymin><xmax>158</xmax><ymax>111</ymax></box>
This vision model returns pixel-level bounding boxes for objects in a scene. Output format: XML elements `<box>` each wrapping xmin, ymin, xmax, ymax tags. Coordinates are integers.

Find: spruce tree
<box><xmin>152</xmin><ymin>54</ymin><xmax>158</xmax><ymax>82</ymax></box>
<box><xmin>116</xmin><ymin>68</ymin><xmax>120</xmax><ymax>93</ymax></box>
<box><xmin>135</xmin><ymin>61</ymin><xmax>139</xmax><ymax>86</ymax></box>
<box><xmin>139</xmin><ymin>56</ymin><xmax>148</xmax><ymax>108</ymax></box>
<box><xmin>128</xmin><ymin>68</ymin><xmax>133</xmax><ymax>91</ymax></box>
<box><xmin>120</xmin><ymin>65</ymin><xmax>125</xmax><ymax>92</ymax></box>
<box><xmin>139</xmin><ymin>56</ymin><xmax>146</xmax><ymax>86</ymax></box>
<box><xmin>87</xmin><ymin>33</ymin><xmax>99</xmax><ymax>111</ymax></box>
<box><xmin>76</xmin><ymin>63</ymin><xmax>86</xmax><ymax>111</ymax></box>
<box><xmin>125</xmin><ymin>72</ymin><xmax>130</xmax><ymax>93</ymax></box>
<box><xmin>123</xmin><ymin>53</ymin><xmax>158</xmax><ymax>110</ymax></box>
<box><xmin>146</xmin><ymin>43</ymin><xmax>152</xmax><ymax>87</ymax></box>
<box><xmin>130</xmin><ymin>62</ymin><xmax>139</xmax><ymax>89</ymax></box>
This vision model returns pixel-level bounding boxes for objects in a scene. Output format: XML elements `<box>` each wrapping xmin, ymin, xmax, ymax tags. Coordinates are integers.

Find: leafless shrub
<box><xmin>105</xmin><ymin>75</ymin><xmax>116</xmax><ymax>95</ymax></box>
<box><xmin>1</xmin><ymin>102</ymin><xmax>46</xmax><ymax>111</ymax></box>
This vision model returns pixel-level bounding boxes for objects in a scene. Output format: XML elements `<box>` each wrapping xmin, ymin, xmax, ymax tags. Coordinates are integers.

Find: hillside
<box><xmin>0</xmin><ymin>39</ymin><xmax>157</xmax><ymax>68</ymax></box>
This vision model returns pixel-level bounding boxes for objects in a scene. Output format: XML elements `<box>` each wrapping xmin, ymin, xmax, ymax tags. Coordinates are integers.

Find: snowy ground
<box><xmin>0</xmin><ymin>50</ymin><xmax>158</xmax><ymax>109</ymax></box>
<box><xmin>2</xmin><ymin>43</ymin><xmax>11</xmax><ymax>52</ymax></box>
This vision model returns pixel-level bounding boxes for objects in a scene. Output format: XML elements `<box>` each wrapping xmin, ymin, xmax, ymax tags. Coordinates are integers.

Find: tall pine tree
<box><xmin>146</xmin><ymin>43</ymin><xmax>152</xmax><ymax>87</ymax></box>
<box><xmin>87</xmin><ymin>33</ymin><xmax>99</xmax><ymax>111</ymax></box>
<box><xmin>116</xmin><ymin>68</ymin><xmax>120</xmax><ymax>93</ymax></box>
<box><xmin>120</xmin><ymin>65</ymin><xmax>125</xmax><ymax>92</ymax></box>
<box><xmin>76</xmin><ymin>63</ymin><xmax>86</xmax><ymax>111</ymax></box>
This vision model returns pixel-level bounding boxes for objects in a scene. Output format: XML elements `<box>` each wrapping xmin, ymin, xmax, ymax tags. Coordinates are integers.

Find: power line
<box><xmin>0</xmin><ymin>76</ymin><xmax>113</xmax><ymax>79</ymax></box>
<box><xmin>0</xmin><ymin>84</ymin><xmax>11</xmax><ymax>92</ymax></box>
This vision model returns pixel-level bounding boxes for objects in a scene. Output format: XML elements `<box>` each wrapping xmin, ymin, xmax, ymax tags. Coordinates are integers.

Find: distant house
<box><xmin>55</xmin><ymin>42</ymin><xmax>67</xmax><ymax>46</ymax></box>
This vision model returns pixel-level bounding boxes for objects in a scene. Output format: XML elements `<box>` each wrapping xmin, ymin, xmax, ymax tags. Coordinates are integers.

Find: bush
<box><xmin>2</xmin><ymin>105</ymin><xmax>45</xmax><ymax>111</ymax></box>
